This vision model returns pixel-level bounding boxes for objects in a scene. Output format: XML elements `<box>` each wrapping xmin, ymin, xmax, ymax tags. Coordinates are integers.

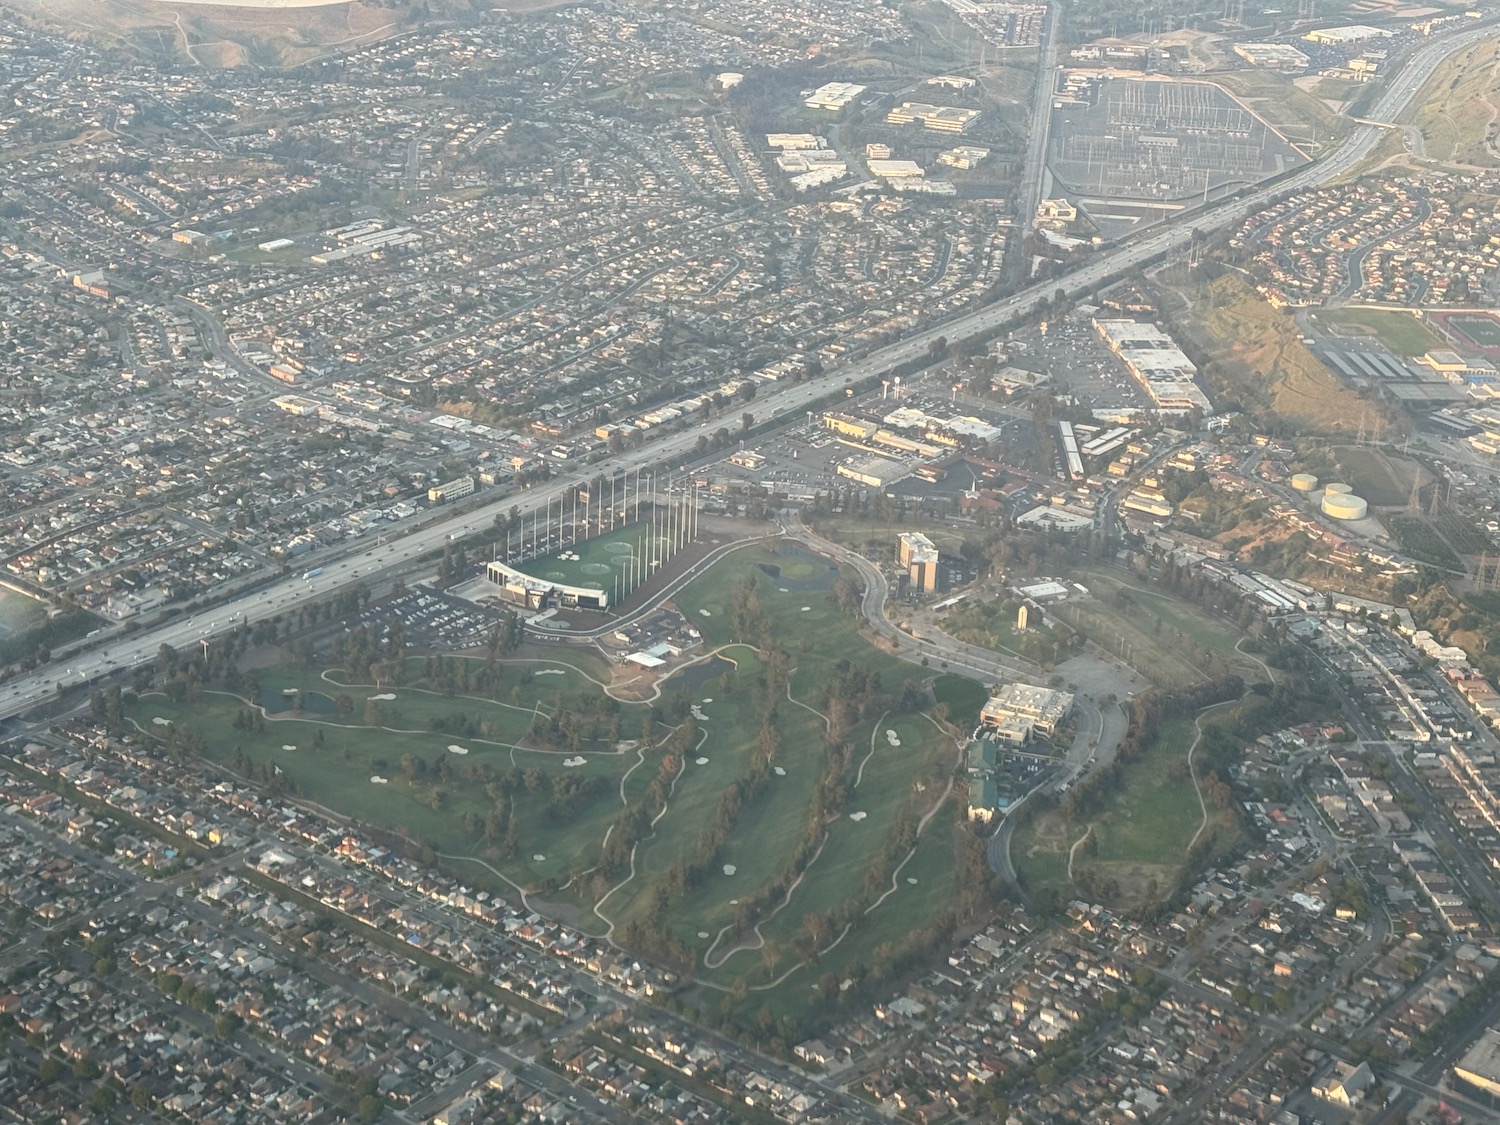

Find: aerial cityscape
<box><xmin>9</xmin><ymin>0</ymin><xmax>1500</xmax><ymax>1120</ymax></box>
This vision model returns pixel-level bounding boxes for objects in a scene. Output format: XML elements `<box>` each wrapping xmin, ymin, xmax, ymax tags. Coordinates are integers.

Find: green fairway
<box><xmin>1013</xmin><ymin>717</ymin><xmax>1240</xmax><ymax>910</ymax></box>
<box><xmin>128</xmin><ymin>539</ymin><xmax>982</xmax><ymax>1037</ymax></box>
<box><xmin>673</xmin><ymin>543</ymin><xmax>922</xmax><ymax>691</ymax></box>
<box><xmin>932</xmin><ymin>674</ymin><xmax>987</xmax><ymax>728</ymax></box>
<box><xmin>133</xmin><ymin>683</ymin><xmax>632</xmax><ymax>888</ymax></box>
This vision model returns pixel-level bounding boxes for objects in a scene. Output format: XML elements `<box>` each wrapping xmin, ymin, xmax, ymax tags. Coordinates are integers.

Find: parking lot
<box><xmin>357</xmin><ymin>586</ymin><xmax>504</xmax><ymax>650</ymax></box>
<box><xmin>1007</xmin><ymin>314</ymin><xmax>1154</xmax><ymax>414</ymax></box>
<box><xmin>713</xmin><ymin>416</ymin><xmax>853</xmax><ymax>499</ymax></box>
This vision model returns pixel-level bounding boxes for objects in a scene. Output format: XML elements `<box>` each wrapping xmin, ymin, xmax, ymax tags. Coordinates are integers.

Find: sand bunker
<box><xmin>447</xmin><ymin>745</ymin><xmax>470</xmax><ymax>756</ymax></box>
<box><xmin>690</xmin><ymin>705</ymin><xmax>708</xmax><ymax>721</ymax></box>
<box><xmin>695</xmin><ymin>757</ymin><xmax>709</xmax><ymax>765</ymax></box>
<box><xmin>151</xmin><ymin>717</ymin><xmax>172</xmax><ymax>727</ymax></box>
<box><xmin>282</xmin><ymin>744</ymin><xmax>296</xmax><ymax>752</ymax></box>
<box><xmin>723</xmin><ymin>864</ymin><xmax>736</xmax><ymax>876</ymax></box>
<box><xmin>532</xmin><ymin>853</ymin><xmax>546</xmax><ymax>862</ymax></box>
<box><xmin>699</xmin><ymin>609</ymin><xmax>712</xmax><ymax>617</ymax></box>
<box><xmin>907</xmin><ymin>877</ymin><xmax>919</xmax><ymax>884</ymax></box>
<box><xmin>885</xmin><ymin>730</ymin><xmax>901</xmax><ymax>747</ymax></box>
<box><xmin>370</xmin><ymin>775</ymin><xmax>388</xmax><ymax>784</ymax></box>
<box><xmin>535</xmin><ymin>669</ymin><xmax>566</xmax><ymax>677</ymax></box>
<box><xmin>697</xmin><ymin>931</ymin><xmax>709</xmax><ymax>939</ymax></box>
<box><xmin>773</xmin><ymin>766</ymin><xmax>786</xmax><ymax>776</ymax></box>
<box><xmin>800</xmin><ymin>606</ymin><xmax>811</xmax><ymax>612</ymax></box>
<box><xmin>848</xmin><ymin>811</ymin><xmax>868</xmax><ymax>821</ymax></box>
<box><xmin>367</xmin><ymin>693</ymin><xmax>396</xmax><ymax>701</ymax></box>
<box><xmin>562</xmin><ymin>756</ymin><xmax>586</xmax><ymax>767</ymax></box>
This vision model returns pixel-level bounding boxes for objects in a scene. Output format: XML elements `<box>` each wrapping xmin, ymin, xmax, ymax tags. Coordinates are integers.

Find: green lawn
<box><xmin>933</xmin><ymin>674</ymin><xmax>987</xmax><ymax>728</ymax></box>
<box><xmin>1317</xmin><ymin>308</ymin><xmax>1445</xmax><ymax>358</ymax></box>
<box><xmin>1014</xmin><ymin>717</ymin><xmax>1240</xmax><ymax>910</ymax></box>
<box><xmin>1057</xmin><ymin>568</ymin><xmax>1267</xmax><ymax>687</ymax></box>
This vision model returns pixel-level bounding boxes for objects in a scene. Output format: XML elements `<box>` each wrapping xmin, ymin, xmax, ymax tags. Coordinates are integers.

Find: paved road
<box><xmin>1</xmin><ymin>19</ymin><xmax>1494</xmax><ymax>723</ymax></box>
<box><xmin>1005</xmin><ymin>0</ymin><xmax>1060</xmax><ymax>288</ymax></box>
<box><xmin>783</xmin><ymin>513</ymin><xmax>1038</xmax><ymax>684</ymax></box>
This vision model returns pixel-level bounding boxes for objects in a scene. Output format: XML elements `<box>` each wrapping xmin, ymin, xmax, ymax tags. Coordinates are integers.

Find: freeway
<box><xmin>0</xmin><ymin>19</ymin><xmax>1495</xmax><ymax>722</ymax></box>
<box><xmin>1004</xmin><ymin>0</ymin><xmax>1061</xmax><ymax>289</ymax></box>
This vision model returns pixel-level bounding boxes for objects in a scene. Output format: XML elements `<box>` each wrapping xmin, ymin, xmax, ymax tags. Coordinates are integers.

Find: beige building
<box><xmin>1454</xmin><ymin>1027</ymin><xmax>1500</xmax><ymax>1101</ymax></box>
<box><xmin>1310</xmin><ymin>1060</ymin><xmax>1375</xmax><ymax>1107</ymax></box>
<box><xmin>885</xmin><ymin>102</ymin><xmax>981</xmax><ymax>133</ymax></box>
<box><xmin>979</xmin><ymin>684</ymin><xmax>1074</xmax><ymax>742</ymax></box>
<box><xmin>898</xmin><ymin>531</ymin><xmax>940</xmax><ymax>593</ymax></box>
<box><xmin>428</xmin><ymin>476</ymin><xmax>475</xmax><ymax>503</ymax></box>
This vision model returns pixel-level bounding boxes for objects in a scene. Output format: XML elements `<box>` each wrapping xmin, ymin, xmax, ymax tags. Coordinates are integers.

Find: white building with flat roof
<box><xmin>979</xmin><ymin>684</ymin><xmax>1074</xmax><ymax>741</ymax></box>
<box><xmin>805</xmin><ymin>82</ymin><xmax>867</xmax><ymax>111</ymax></box>
<box><xmin>867</xmin><ymin>158</ymin><xmax>926</xmax><ymax>179</ymax></box>
<box><xmin>885</xmin><ymin>102</ymin><xmax>981</xmax><ymax>133</ymax></box>
<box><xmin>1094</xmin><ymin>318</ymin><xmax>1211</xmax><ymax>414</ymax></box>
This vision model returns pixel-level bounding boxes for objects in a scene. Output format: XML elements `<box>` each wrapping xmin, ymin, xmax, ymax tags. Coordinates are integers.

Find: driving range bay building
<box><xmin>485</xmin><ymin>561</ymin><xmax>609</xmax><ymax>612</ymax></box>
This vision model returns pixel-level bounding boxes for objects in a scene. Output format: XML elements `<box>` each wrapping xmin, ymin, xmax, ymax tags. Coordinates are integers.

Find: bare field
<box><xmin>1160</xmin><ymin>269</ymin><xmax>1399</xmax><ymax>438</ymax></box>
<box><xmin>1400</xmin><ymin>39</ymin><xmax>1500</xmax><ymax>167</ymax></box>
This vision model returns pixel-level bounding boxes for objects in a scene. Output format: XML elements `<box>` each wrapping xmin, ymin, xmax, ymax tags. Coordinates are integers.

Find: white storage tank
<box><xmin>1291</xmin><ymin>473</ymin><xmax>1319</xmax><ymax>492</ymax></box>
<box><xmin>1324</xmin><ymin>482</ymin><xmax>1354</xmax><ymax>496</ymax></box>
<box><xmin>1322</xmin><ymin>492</ymin><xmax>1368</xmax><ymax>520</ymax></box>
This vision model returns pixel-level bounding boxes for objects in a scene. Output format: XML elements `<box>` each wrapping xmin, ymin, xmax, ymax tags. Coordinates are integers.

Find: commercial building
<box><xmin>1036</xmin><ymin>199</ymin><xmax>1077</xmax><ymax>224</ymax></box>
<box><xmin>837</xmin><ymin>455</ymin><xmax>911</xmax><ymax>489</ymax></box>
<box><xmin>804</xmin><ymin>82</ymin><xmax>867</xmax><ymax>111</ymax></box>
<box><xmin>1232</xmin><ymin>42</ymin><xmax>1310</xmax><ymax>70</ymax></box>
<box><xmin>898</xmin><ymin>531</ymin><xmax>940</xmax><ymax>593</ymax></box>
<box><xmin>766</xmin><ymin>133</ymin><xmax>824</xmax><ymax>150</ymax></box>
<box><xmin>937</xmin><ymin>145</ymin><xmax>990</xmax><ymax>169</ymax></box>
<box><xmin>486</xmin><ymin>561</ymin><xmax>609</xmax><ymax>612</ymax></box>
<box><xmin>885</xmin><ymin>102</ymin><xmax>982</xmax><ymax>133</ymax></box>
<box><xmin>1303</xmin><ymin>24</ymin><xmax>1393</xmax><ymax>44</ymax></box>
<box><xmin>867</xmin><ymin>159</ymin><xmax>926</xmax><ymax>179</ymax></box>
<box><xmin>1093</xmin><ymin>319</ymin><xmax>1212</xmax><ymax>414</ymax></box>
<box><xmin>968</xmin><ymin>776</ymin><xmax>1002</xmax><ymax>822</ymax></box>
<box><xmin>428</xmin><ymin>476</ymin><xmax>475</xmax><ymax>503</ymax></box>
<box><xmin>823</xmin><ymin>412</ymin><xmax>879</xmax><ymax>440</ymax></box>
<box><xmin>1453</xmin><ymin>1027</ymin><xmax>1500</xmax><ymax>1103</ymax></box>
<box><xmin>979</xmin><ymin>684</ymin><xmax>1074</xmax><ymax>742</ymax></box>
